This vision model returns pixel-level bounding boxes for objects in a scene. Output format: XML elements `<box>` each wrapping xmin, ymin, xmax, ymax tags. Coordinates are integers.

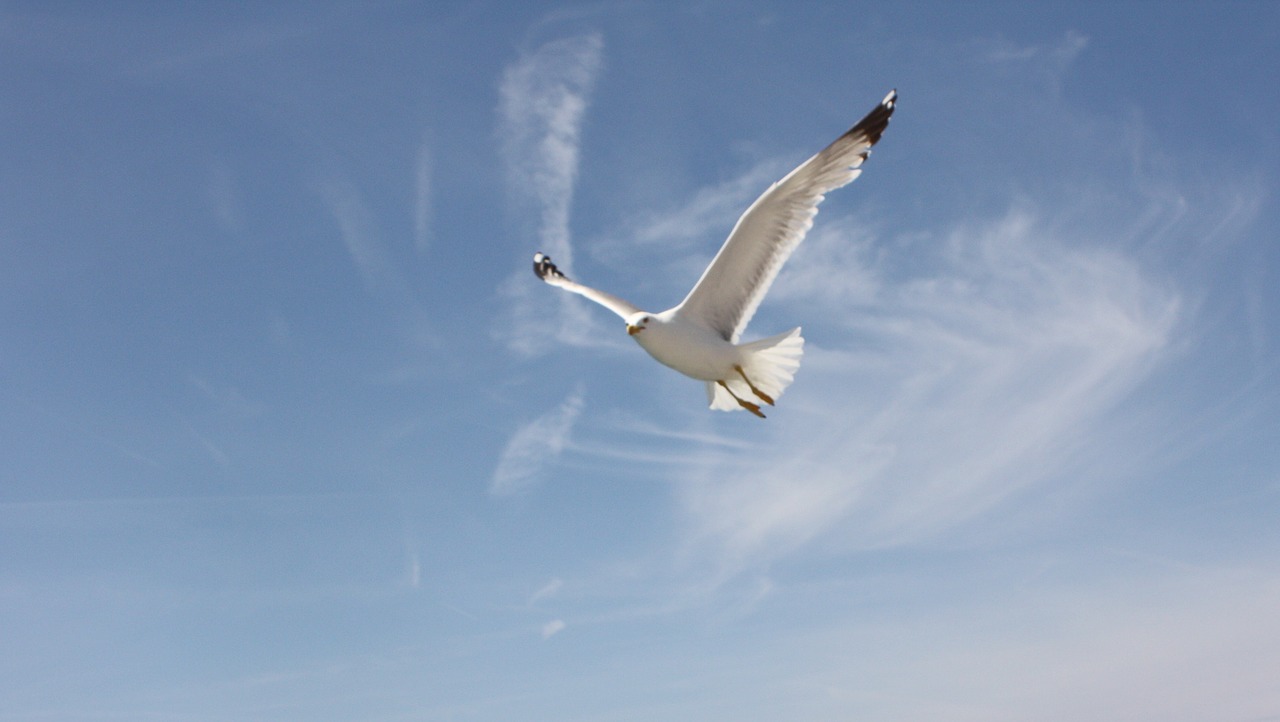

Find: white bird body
<box><xmin>532</xmin><ymin>90</ymin><xmax>897</xmax><ymax>417</ymax></box>
<box><xmin>625</xmin><ymin>311</ymin><xmax>741</xmax><ymax>382</ymax></box>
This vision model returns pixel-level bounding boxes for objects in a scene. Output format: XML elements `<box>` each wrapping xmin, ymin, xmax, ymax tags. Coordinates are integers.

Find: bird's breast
<box><xmin>633</xmin><ymin>321</ymin><xmax>739</xmax><ymax>381</ymax></box>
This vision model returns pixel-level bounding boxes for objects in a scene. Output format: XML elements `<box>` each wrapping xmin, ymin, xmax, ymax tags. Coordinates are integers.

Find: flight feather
<box><xmin>675</xmin><ymin>90</ymin><xmax>897</xmax><ymax>342</ymax></box>
<box><xmin>532</xmin><ymin>252</ymin><xmax>641</xmax><ymax>320</ymax></box>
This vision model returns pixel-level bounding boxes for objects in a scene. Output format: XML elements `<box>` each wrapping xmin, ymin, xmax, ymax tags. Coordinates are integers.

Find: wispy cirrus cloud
<box><xmin>317</xmin><ymin>176</ymin><xmax>407</xmax><ymax>301</ymax></box>
<box><xmin>491</xmin><ymin>388</ymin><xmax>585</xmax><ymax>497</ymax></box>
<box><xmin>611</xmin><ymin>159</ymin><xmax>788</xmax><ymax>252</ymax></box>
<box><xmin>540</xmin><ymin>618</ymin><xmax>567</xmax><ymax>639</ymax></box>
<box><xmin>528</xmin><ymin>577</ymin><xmax>564</xmax><ymax>605</ymax></box>
<box><xmin>495</xmin><ymin>33</ymin><xmax>606</xmax><ymax>356</ymax></box>
<box><xmin>499</xmin><ymin>32</ymin><xmax>603</xmax><ymax>269</ymax></box>
<box><xmin>979</xmin><ymin>29</ymin><xmax>1089</xmax><ymax>66</ymax></box>
<box><xmin>675</xmin><ymin>206</ymin><xmax>1181</xmax><ymax>573</ymax></box>
<box><xmin>315</xmin><ymin>175</ymin><xmax>434</xmax><ymax>350</ymax></box>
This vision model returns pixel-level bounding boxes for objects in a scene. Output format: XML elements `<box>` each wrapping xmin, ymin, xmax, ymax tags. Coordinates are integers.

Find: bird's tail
<box><xmin>706</xmin><ymin>327</ymin><xmax>805</xmax><ymax>413</ymax></box>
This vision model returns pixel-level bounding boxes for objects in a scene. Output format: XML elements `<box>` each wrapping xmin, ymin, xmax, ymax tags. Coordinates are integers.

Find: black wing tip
<box><xmin>846</xmin><ymin>88</ymin><xmax>898</xmax><ymax>148</ymax></box>
<box><xmin>532</xmin><ymin>252</ymin><xmax>564</xmax><ymax>281</ymax></box>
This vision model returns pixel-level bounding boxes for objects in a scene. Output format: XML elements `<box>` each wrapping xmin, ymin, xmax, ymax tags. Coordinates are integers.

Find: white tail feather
<box><xmin>706</xmin><ymin>327</ymin><xmax>805</xmax><ymax>412</ymax></box>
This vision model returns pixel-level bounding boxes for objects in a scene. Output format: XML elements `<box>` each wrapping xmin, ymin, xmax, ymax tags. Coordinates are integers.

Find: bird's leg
<box><xmin>734</xmin><ymin>365</ymin><xmax>775</xmax><ymax>406</ymax></box>
<box><xmin>718</xmin><ymin>380</ymin><xmax>766</xmax><ymax>418</ymax></box>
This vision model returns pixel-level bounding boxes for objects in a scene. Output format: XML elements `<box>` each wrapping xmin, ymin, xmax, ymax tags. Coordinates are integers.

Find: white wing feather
<box><xmin>532</xmin><ymin>253</ymin><xmax>642</xmax><ymax>320</ymax></box>
<box><xmin>675</xmin><ymin>90</ymin><xmax>897</xmax><ymax>342</ymax></box>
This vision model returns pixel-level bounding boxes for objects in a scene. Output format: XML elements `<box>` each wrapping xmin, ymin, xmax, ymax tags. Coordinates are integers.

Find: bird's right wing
<box><xmin>675</xmin><ymin>90</ymin><xmax>896</xmax><ymax>342</ymax></box>
<box><xmin>532</xmin><ymin>253</ymin><xmax>642</xmax><ymax>320</ymax></box>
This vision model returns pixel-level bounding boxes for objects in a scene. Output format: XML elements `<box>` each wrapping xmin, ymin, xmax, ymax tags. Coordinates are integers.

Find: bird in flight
<box><xmin>533</xmin><ymin>90</ymin><xmax>896</xmax><ymax>418</ymax></box>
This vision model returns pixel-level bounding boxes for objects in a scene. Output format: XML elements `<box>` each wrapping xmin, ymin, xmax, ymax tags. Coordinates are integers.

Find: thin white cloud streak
<box><xmin>496</xmin><ymin>33</ymin><xmax>606</xmax><ymax>356</ymax></box>
<box><xmin>595</xmin><ymin>413</ymin><xmax>758</xmax><ymax>451</ymax></box>
<box><xmin>540</xmin><ymin>619</ymin><xmax>567</xmax><ymax>639</ymax></box>
<box><xmin>317</xmin><ymin>176</ymin><xmax>406</xmax><ymax>300</ymax></box>
<box><xmin>187</xmin><ymin>373</ymin><xmax>268</xmax><ymax>417</ymax></box>
<box><xmin>980</xmin><ymin>29</ymin><xmax>1089</xmax><ymax>67</ymax></box>
<box><xmin>528</xmin><ymin>577</ymin><xmax>564</xmax><ymax>605</ymax></box>
<box><xmin>405</xmin><ymin>549</ymin><xmax>422</xmax><ymax>590</ymax></box>
<box><xmin>491</xmin><ymin>388</ymin><xmax>585</xmax><ymax>497</ymax></box>
<box><xmin>413</xmin><ymin>139</ymin><xmax>432</xmax><ymax>254</ymax></box>
<box><xmin>398</xmin><ymin>524</ymin><xmax>423</xmax><ymax>591</ymax></box>
<box><xmin>207</xmin><ymin>160</ymin><xmax>246</xmax><ymax>233</ymax></box>
<box><xmin>316</xmin><ymin>175</ymin><xmax>434</xmax><ymax>345</ymax></box>
<box><xmin>184</xmin><ymin>421</ymin><xmax>232</xmax><ymax>469</ymax></box>
<box><xmin>612</xmin><ymin>159</ymin><xmax>789</xmax><ymax>252</ymax></box>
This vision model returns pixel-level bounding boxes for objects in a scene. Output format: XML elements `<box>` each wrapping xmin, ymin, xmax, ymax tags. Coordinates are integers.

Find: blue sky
<box><xmin>3</xmin><ymin>2</ymin><xmax>1279</xmax><ymax>720</ymax></box>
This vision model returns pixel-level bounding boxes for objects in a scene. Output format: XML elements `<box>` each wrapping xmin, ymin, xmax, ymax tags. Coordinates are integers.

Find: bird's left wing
<box><xmin>532</xmin><ymin>253</ymin><xmax>642</xmax><ymax>320</ymax></box>
<box><xmin>675</xmin><ymin>90</ymin><xmax>896</xmax><ymax>342</ymax></box>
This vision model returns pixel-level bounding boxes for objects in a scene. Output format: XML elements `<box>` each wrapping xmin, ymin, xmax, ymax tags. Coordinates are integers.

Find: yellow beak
<box><xmin>627</xmin><ymin>324</ymin><xmax>641</xmax><ymax>335</ymax></box>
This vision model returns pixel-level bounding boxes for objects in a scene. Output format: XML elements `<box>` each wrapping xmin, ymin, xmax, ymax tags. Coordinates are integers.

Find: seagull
<box><xmin>533</xmin><ymin>90</ymin><xmax>896</xmax><ymax>418</ymax></box>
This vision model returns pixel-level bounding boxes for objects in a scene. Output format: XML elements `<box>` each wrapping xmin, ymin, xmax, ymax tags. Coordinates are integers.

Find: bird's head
<box><xmin>625</xmin><ymin>313</ymin><xmax>653</xmax><ymax>337</ymax></box>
